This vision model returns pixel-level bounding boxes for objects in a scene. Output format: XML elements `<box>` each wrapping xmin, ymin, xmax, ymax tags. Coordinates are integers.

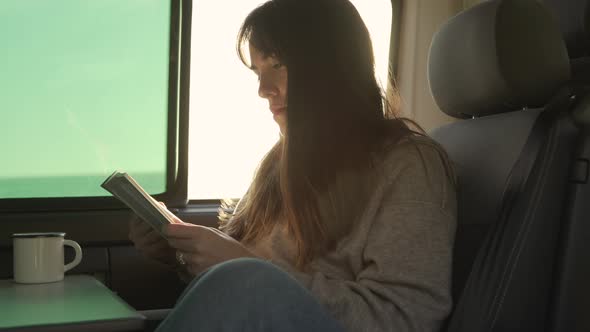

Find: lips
<box><xmin>270</xmin><ymin>105</ymin><xmax>287</xmax><ymax>115</ymax></box>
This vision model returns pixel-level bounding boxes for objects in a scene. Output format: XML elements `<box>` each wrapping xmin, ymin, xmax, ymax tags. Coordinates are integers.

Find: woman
<box><xmin>129</xmin><ymin>0</ymin><xmax>457</xmax><ymax>331</ymax></box>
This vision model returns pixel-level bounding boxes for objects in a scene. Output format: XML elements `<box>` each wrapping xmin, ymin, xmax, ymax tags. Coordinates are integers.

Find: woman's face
<box><xmin>249</xmin><ymin>44</ymin><xmax>288</xmax><ymax>134</ymax></box>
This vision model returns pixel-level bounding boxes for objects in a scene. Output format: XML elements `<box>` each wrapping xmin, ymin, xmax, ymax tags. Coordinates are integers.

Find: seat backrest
<box><xmin>543</xmin><ymin>0</ymin><xmax>590</xmax><ymax>60</ymax></box>
<box><xmin>544</xmin><ymin>0</ymin><xmax>590</xmax><ymax>86</ymax></box>
<box><xmin>427</xmin><ymin>0</ymin><xmax>582</xmax><ymax>331</ymax></box>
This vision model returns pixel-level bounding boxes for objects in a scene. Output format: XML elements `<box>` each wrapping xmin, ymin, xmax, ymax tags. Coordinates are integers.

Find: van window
<box><xmin>0</xmin><ymin>1</ymin><xmax>173</xmax><ymax>199</ymax></box>
<box><xmin>188</xmin><ymin>0</ymin><xmax>393</xmax><ymax>200</ymax></box>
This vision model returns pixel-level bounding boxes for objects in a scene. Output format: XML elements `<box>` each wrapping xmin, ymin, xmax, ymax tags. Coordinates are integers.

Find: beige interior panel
<box><xmin>395</xmin><ymin>0</ymin><xmax>468</xmax><ymax>131</ymax></box>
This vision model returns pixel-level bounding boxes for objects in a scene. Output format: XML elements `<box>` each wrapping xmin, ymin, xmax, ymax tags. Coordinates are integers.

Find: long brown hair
<box><xmin>219</xmin><ymin>0</ymin><xmax>421</xmax><ymax>269</ymax></box>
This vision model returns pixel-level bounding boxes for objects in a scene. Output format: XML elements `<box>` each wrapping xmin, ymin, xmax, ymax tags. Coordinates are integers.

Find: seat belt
<box><xmin>497</xmin><ymin>87</ymin><xmax>576</xmax><ymax>224</ymax></box>
<box><xmin>447</xmin><ymin>86</ymin><xmax>577</xmax><ymax>332</ymax></box>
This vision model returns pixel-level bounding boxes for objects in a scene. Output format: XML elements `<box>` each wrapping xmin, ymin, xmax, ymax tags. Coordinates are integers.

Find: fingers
<box><xmin>139</xmin><ymin>229</ymin><xmax>166</xmax><ymax>246</ymax></box>
<box><xmin>167</xmin><ymin>238</ymin><xmax>198</xmax><ymax>252</ymax></box>
<box><xmin>132</xmin><ymin>235</ymin><xmax>169</xmax><ymax>257</ymax></box>
<box><xmin>210</xmin><ymin>227</ymin><xmax>235</xmax><ymax>240</ymax></box>
<box><xmin>129</xmin><ymin>215</ymin><xmax>152</xmax><ymax>236</ymax></box>
<box><xmin>177</xmin><ymin>252</ymin><xmax>208</xmax><ymax>276</ymax></box>
<box><xmin>169</xmin><ymin>213</ymin><xmax>185</xmax><ymax>224</ymax></box>
<box><xmin>210</xmin><ymin>227</ymin><xmax>227</xmax><ymax>236</ymax></box>
<box><xmin>163</xmin><ymin>223</ymin><xmax>207</xmax><ymax>239</ymax></box>
<box><xmin>129</xmin><ymin>226</ymin><xmax>149</xmax><ymax>244</ymax></box>
<box><xmin>143</xmin><ymin>245</ymin><xmax>177</xmax><ymax>267</ymax></box>
<box><xmin>130</xmin><ymin>223</ymin><xmax>152</xmax><ymax>239</ymax></box>
<box><xmin>127</xmin><ymin>211</ymin><xmax>180</xmax><ymax>268</ymax></box>
<box><xmin>157</xmin><ymin>202</ymin><xmax>185</xmax><ymax>225</ymax></box>
<box><xmin>129</xmin><ymin>226</ymin><xmax>154</xmax><ymax>245</ymax></box>
<box><xmin>143</xmin><ymin>241</ymin><xmax>172</xmax><ymax>257</ymax></box>
<box><xmin>129</xmin><ymin>214</ymin><xmax>171</xmax><ymax>250</ymax></box>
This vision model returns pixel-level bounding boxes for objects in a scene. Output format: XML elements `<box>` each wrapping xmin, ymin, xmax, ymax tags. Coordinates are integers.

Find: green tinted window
<box><xmin>0</xmin><ymin>1</ymin><xmax>171</xmax><ymax>199</ymax></box>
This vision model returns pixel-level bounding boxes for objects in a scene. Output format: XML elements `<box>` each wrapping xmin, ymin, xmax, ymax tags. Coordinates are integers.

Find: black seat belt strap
<box><xmin>447</xmin><ymin>86</ymin><xmax>576</xmax><ymax>332</ymax></box>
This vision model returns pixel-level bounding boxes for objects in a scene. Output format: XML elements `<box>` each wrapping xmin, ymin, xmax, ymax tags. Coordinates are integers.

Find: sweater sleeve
<box><xmin>276</xmin><ymin>140</ymin><xmax>457</xmax><ymax>332</ymax></box>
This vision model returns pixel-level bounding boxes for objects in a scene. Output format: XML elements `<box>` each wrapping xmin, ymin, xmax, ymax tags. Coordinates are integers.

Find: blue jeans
<box><xmin>155</xmin><ymin>257</ymin><xmax>345</xmax><ymax>332</ymax></box>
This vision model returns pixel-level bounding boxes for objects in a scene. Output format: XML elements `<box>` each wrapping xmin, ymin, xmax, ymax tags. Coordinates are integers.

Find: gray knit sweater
<box><xmin>245</xmin><ymin>136</ymin><xmax>458</xmax><ymax>332</ymax></box>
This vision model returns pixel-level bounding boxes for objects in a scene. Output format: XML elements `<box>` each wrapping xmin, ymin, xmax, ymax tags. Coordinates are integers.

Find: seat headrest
<box><xmin>428</xmin><ymin>0</ymin><xmax>570</xmax><ymax>119</ymax></box>
<box><xmin>543</xmin><ymin>0</ymin><xmax>590</xmax><ymax>58</ymax></box>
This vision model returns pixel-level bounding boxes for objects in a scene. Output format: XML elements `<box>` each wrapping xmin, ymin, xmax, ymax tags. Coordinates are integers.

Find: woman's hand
<box><xmin>163</xmin><ymin>215</ymin><xmax>258</xmax><ymax>276</ymax></box>
<box><xmin>128</xmin><ymin>215</ymin><xmax>177</xmax><ymax>268</ymax></box>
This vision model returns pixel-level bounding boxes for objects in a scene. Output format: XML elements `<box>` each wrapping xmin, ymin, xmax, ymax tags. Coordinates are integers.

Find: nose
<box><xmin>258</xmin><ymin>75</ymin><xmax>278</xmax><ymax>99</ymax></box>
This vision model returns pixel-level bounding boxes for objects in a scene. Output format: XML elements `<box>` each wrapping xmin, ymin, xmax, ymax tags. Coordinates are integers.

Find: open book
<box><xmin>101</xmin><ymin>171</ymin><xmax>177</xmax><ymax>238</ymax></box>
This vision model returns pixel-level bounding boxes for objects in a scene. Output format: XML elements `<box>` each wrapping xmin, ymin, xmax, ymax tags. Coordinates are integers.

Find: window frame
<box><xmin>0</xmin><ymin>0</ymin><xmax>192</xmax><ymax>213</ymax></box>
<box><xmin>390</xmin><ymin>0</ymin><xmax>402</xmax><ymax>80</ymax></box>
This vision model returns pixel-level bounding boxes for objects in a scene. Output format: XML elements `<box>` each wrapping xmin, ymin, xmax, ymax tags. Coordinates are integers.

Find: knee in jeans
<box><xmin>209</xmin><ymin>257</ymin><xmax>278</xmax><ymax>278</ymax></box>
<box><xmin>203</xmin><ymin>257</ymin><xmax>290</xmax><ymax>289</ymax></box>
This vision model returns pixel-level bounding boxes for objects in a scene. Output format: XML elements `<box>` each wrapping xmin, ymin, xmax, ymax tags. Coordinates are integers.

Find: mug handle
<box><xmin>64</xmin><ymin>240</ymin><xmax>83</xmax><ymax>272</ymax></box>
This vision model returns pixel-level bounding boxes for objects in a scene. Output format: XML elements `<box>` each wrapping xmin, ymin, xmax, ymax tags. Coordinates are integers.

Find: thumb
<box><xmin>167</xmin><ymin>211</ymin><xmax>185</xmax><ymax>224</ymax></box>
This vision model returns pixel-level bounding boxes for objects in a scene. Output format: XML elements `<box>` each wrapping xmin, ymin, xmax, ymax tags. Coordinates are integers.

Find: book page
<box><xmin>101</xmin><ymin>171</ymin><xmax>176</xmax><ymax>238</ymax></box>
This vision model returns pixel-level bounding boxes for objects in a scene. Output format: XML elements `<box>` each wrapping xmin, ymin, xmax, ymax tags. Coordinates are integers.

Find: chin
<box><xmin>274</xmin><ymin>115</ymin><xmax>286</xmax><ymax>133</ymax></box>
<box><xmin>277</xmin><ymin>123</ymin><xmax>287</xmax><ymax>136</ymax></box>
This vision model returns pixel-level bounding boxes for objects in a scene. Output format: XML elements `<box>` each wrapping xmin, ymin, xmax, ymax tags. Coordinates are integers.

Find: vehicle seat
<box><xmin>544</xmin><ymin>0</ymin><xmax>590</xmax><ymax>86</ymax></box>
<box><xmin>427</xmin><ymin>0</ymin><xmax>583</xmax><ymax>331</ymax></box>
<box><xmin>541</xmin><ymin>1</ymin><xmax>590</xmax><ymax>331</ymax></box>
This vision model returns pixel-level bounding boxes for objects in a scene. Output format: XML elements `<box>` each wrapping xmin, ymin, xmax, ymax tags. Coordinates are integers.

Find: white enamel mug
<box><xmin>12</xmin><ymin>232</ymin><xmax>83</xmax><ymax>284</ymax></box>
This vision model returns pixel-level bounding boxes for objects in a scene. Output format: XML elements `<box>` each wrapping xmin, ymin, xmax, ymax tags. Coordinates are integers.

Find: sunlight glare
<box><xmin>188</xmin><ymin>0</ymin><xmax>392</xmax><ymax>199</ymax></box>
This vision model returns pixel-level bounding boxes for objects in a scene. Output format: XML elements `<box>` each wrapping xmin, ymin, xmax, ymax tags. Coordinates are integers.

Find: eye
<box><xmin>272</xmin><ymin>62</ymin><xmax>284</xmax><ymax>70</ymax></box>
